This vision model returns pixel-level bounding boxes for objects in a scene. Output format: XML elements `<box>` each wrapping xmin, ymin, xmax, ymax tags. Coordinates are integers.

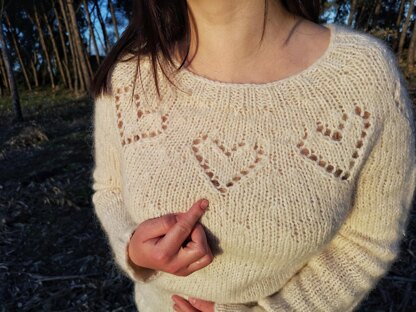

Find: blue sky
<box><xmin>84</xmin><ymin>4</ymin><xmax>128</xmax><ymax>56</ymax></box>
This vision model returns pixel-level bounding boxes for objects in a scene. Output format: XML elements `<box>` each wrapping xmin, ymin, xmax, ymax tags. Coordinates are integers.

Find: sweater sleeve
<box><xmin>91</xmin><ymin>91</ymin><xmax>161</xmax><ymax>283</ymax></box>
<box><xmin>215</xmin><ymin>46</ymin><xmax>416</xmax><ymax>312</ymax></box>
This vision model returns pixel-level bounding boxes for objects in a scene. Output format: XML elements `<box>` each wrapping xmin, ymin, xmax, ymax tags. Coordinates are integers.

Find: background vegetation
<box><xmin>1</xmin><ymin>0</ymin><xmax>416</xmax><ymax>311</ymax></box>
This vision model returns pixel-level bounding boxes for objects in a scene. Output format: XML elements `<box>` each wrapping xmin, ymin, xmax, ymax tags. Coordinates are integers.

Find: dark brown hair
<box><xmin>89</xmin><ymin>0</ymin><xmax>321</xmax><ymax>99</ymax></box>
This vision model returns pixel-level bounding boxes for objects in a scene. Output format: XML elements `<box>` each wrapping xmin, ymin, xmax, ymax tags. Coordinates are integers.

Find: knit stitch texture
<box><xmin>91</xmin><ymin>22</ymin><xmax>416</xmax><ymax>312</ymax></box>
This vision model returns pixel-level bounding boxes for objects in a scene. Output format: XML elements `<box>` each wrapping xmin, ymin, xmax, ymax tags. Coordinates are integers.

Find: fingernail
<box><xmin>189</xmin><ymin>297</ymin><xmax>196</xmax><ymax>304</ymax></box>
<box><xmin>200</xmin><ymin>199</ymin><xmax>209</xmax><ymax>210</ymax></box>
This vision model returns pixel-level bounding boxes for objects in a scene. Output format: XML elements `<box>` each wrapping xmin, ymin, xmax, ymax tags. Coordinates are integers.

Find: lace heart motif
<box><xmin>192</xmin><ymin>133</ymin><xmax>269</xmax><ymax>196</ymax></box>
<box><xmin>296</xmin><ymin>105</ymin><xmax>372</xmax><ymax>181</ymax></box>
<box><xmin>114</xmin><ymin>84</ymin><xmax>169</xmax><ymax>146</ymax></box>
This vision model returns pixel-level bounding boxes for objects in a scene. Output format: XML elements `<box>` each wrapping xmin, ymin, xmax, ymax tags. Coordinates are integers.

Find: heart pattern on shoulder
<box><xmin>296</xmin><ymin>105</ymin><xmax>372</xmax><ymax>181</ymax></box>
<box><xmin>114</xmin><ymin>84</ymin><xmax>169</xmax><ymax>146</ymax></box>
<box><xmin>191</xmin><ymin>133</ymin><xmax>269</xmax><ymax>196</ymax></box>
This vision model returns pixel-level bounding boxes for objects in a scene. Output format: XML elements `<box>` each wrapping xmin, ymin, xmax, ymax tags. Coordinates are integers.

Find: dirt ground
<box><xmin>0</xmin><ymin>89</ymin><xmax>415</xmax><ymax>311</ymax></box>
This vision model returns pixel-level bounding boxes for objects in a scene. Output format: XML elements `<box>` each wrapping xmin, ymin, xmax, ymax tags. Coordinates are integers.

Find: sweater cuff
<box><xmin>123</xmin><ymin>224</ymin><xmax>163</xmax><ymax>283</ymax></box>
<box><xmin>93</xmin><ymin>190</ymin><xmax>162</xmax><ymax>283</ymax></box>
<box><xmin>111</xmin><ymin>217</ymin><xmax>162</xmax><ymax>283</ymax></box>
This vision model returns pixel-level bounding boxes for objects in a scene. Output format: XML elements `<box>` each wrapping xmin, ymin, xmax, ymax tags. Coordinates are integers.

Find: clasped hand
<box><xmin>127</xmin><ymin>198</ymin><xmax>216</xmax><ymax>311</ymax></box>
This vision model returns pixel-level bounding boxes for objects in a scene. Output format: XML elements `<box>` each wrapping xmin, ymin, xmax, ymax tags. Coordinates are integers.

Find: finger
<box><xmin>138</xmin><ymin>213</ymin><xmax>177</xmax><ymax>241</ymax></box>
<box><xmin>172</xmin><ymin>295</ymin><xmax>199</xmax><ymax>312</ymax></box>
<box><xmin>158</xmin><ymin>199</ymin><xmax>209</xmax><ymax>257</ymax></box>
<box><xmin>142</xmin><ymin>213</ymin><xmax>192</xmax><ymax>248</ymax></box>
<box><xmin>144</xmin><ymin>213</ymin><xmax>187</xmax><ymax>246</ymax></box>
<box><xmin>173</xmin><ymin>303</ymin><xmax>186</xmax><ymax>312</ymax></box>
<box><xmin>172</xmin><ymin>224</ymin><xmax>213</xmax><ymax>274</ymax></box>
<box><xmin>189</xmin><ymin>223</ymin><xmax>212</xmax><ymax>254</ymax></box>
<box><xmin>171</xmin><ymin>254</ymin><xmax>212</xmax><ymax>277</ymax></box>
<box><xmin>188</xmin><ymin>297</ymin><xmax>215</xmax><ymax>311</ymax></box>
<box><xmin>141</xmin><ymin>213</ymin><xmax>201</xmax><ymax>258</ymax></box>
<box><xmin>183</xmin><ymin>252</ymin><xmax>213</xmax><ymax>275</ymax></box>
<box><xmin>168</xmin><ymin>241</ymin><xmax>211</xmax><ymax>276</ymax></box>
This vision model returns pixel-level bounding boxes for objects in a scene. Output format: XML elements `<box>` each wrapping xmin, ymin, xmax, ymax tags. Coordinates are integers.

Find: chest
<box><xmin>115</xmin><ymin>91</ymin><xmax>380</xmax><ymax>259</ymax></box>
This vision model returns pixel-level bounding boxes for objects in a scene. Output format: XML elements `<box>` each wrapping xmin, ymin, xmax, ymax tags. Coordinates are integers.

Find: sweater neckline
<box><xmin>171</xmin><ymin>22</ymin><xmax>338</xmax><ymax>97</ymax></box>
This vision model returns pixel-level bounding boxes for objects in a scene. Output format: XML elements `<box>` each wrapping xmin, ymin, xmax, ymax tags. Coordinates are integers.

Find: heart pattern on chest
<box><xmin>114</xmin><ymin>83</ymin><xmax>169</xmax><ymax>146</ymax></box>
<box><xmin>191</xmin><ymin>133</ymin><xmax>269</xmax><ymax>196</ymax></box>
<box><xmin>296</xmin><ymin>104</ymin><xmax>372</xmax><ymax>181</ymax></box>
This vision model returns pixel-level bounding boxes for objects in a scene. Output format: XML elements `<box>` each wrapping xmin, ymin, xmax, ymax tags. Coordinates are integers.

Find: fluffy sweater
<box><xmin>91</xmin><ymin>22</ymin><xmax>416</xmax><ymax>312</ymax></box>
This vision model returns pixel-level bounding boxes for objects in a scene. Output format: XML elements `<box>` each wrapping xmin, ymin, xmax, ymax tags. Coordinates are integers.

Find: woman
<box><xmin>89</xmin><ymin>0</ymin><xmax>416</xmax><ymax>311</ymax></box>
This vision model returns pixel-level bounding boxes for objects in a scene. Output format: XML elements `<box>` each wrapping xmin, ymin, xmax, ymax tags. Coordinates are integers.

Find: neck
<box><xmin>176</xmin><ymin>0</ymin><xmax>298</xmax><ymax>69</ymax></box>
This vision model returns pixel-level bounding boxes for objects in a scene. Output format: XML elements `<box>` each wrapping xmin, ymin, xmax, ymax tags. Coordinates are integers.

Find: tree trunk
<box><xmin>93</xmin><ymin>0</ymin><xmax>110</xmax><ymax>53</ymax></box>
<box><xmin>43</xmin><ymin>11</ymin><xmax>68</xmax><ymax>88</ymax></box>
<box><xmin>66</xmin><ymin>0</ymin><xmax>91</xmax><ymax>92</ymax></box>
<box><xmin>4</xmin><ymin>13</ymin><xmax>32</xmax><ymax>91</ymax></box>
<box><xmin>394</xmin><ymin>0</ymin><xmax>407</xmax><ymax>51</ymax></box>
<box><xmin>398</xmin><ymin>0</ymin><xmax>415</xmax><ymax>58</ymax></box>
<box><xmin>30</xmin><ymin>55</ymin><xmax>39</xmax><ymax>88</ymax></box>
<box><xmin>108</xmin><ymin>0</ymin><xmax>119</xmax><ymax>40</ymax></box>
<box><xmin>52</xmin><ymin>1</ymin><xmax>73</xmax><ymax>90</ymax></box>
<box><xmin>74</xmin><ymin>51</ymin><xmax>84</xmax><ymax>92</ymax></box>
<box><xmin>84</xmin><ymin>46</ymin><xmax>93</xmax><ymax>78</ymax></box>
<box><xmin>348</xmin><ymin>0</ymin><xmax>357</xmax><ymax>26</ymax></box>
<box><xmin>32</xmin><ymin>6</ymin><xmax>56</xmax><ymax>89</ymax></box>
<box><xmin>83</xmin><ymin>0</ymin><xmax>100</xmax><ymax>64</ymax></box>
<box><xmin>407</xmin><ymin>18</ymin><xmax>416</xmax><ymax>73</ymax></box>
<box><xmin>365</xmin><ymin>0</ymin><xmax>381</xmax><ymax>31</ymax></box>
<box><xmin>396</xmin><ymin>0</ymin><xmax>407</xmax><ymax>27</ymax></box>
<box><xmin>58</xmin><ymin>0</ymin><xmax>79</xmax><ymax>92</ymax></box>
<box><xmin>356</xmin><ymin>2</ymin><xmax>371</xmax><ymax>29</ymax></box>
<box><xmin>0</xmin><ymin>13</ymin><xmax>23</xmax><ymax>122</ymax></box>
<box><xmin>0</xmin><ymin>50</ymin><xmax>10</xmax><ymax>92</ymax></box>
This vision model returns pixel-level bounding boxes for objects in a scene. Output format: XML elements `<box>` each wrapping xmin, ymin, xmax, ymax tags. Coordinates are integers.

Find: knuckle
<box><xmin>153</xmin><ymin>250</ymin><xmax>170</xmax><ymax>263</ymax></box>
<box><xmin>164</xmin><ymin>263</ymin><xmax>178</xmax><ymax>274</ymax></box>
<box><xmin>162</xmin><ymin>215</ymin><xmax>176</xmax><ymax>230</ymax></box>
<box><xmin>134</xmin><ymin>224</ymin><xmax>143</xmax><ymax>237</ymax></box>
<box><xmin>199</xmin><ymin>254</ymin><xmax>213</xmax><ymax>265</ymax></box>
<box><xmin>143</xmin><ymin>217</ymin><xmax>156</xmax><ymax>227</ymax></box>
<box><xmin>164</xmin><ymin>265</ymin><xmax>176</xmax><ymax>274</ymax></box>
<box><xmin>193</xmin><ymin>223</ymin><xmax>203</xmax><ymax>234</ymax></box>
<box><xmin>127</xmin><ymin>251</ymin><xmax>139</xmax><ymax>265</ymax></box>
<box><xmin>177</xmin><ymin>220</ymin><xmax>193</xmax><ymax>234</ymax></box>
<box><xmin>194</xmin><ymin>245</ymin><xmax>207</xmax><ymax>258</ymax></box>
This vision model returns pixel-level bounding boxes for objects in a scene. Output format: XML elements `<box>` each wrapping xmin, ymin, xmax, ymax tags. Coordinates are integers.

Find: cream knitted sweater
<box><xmin>91</xmin><ymin>23</ymin><xmax>416</xmax><ymax>312</ymax></box>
